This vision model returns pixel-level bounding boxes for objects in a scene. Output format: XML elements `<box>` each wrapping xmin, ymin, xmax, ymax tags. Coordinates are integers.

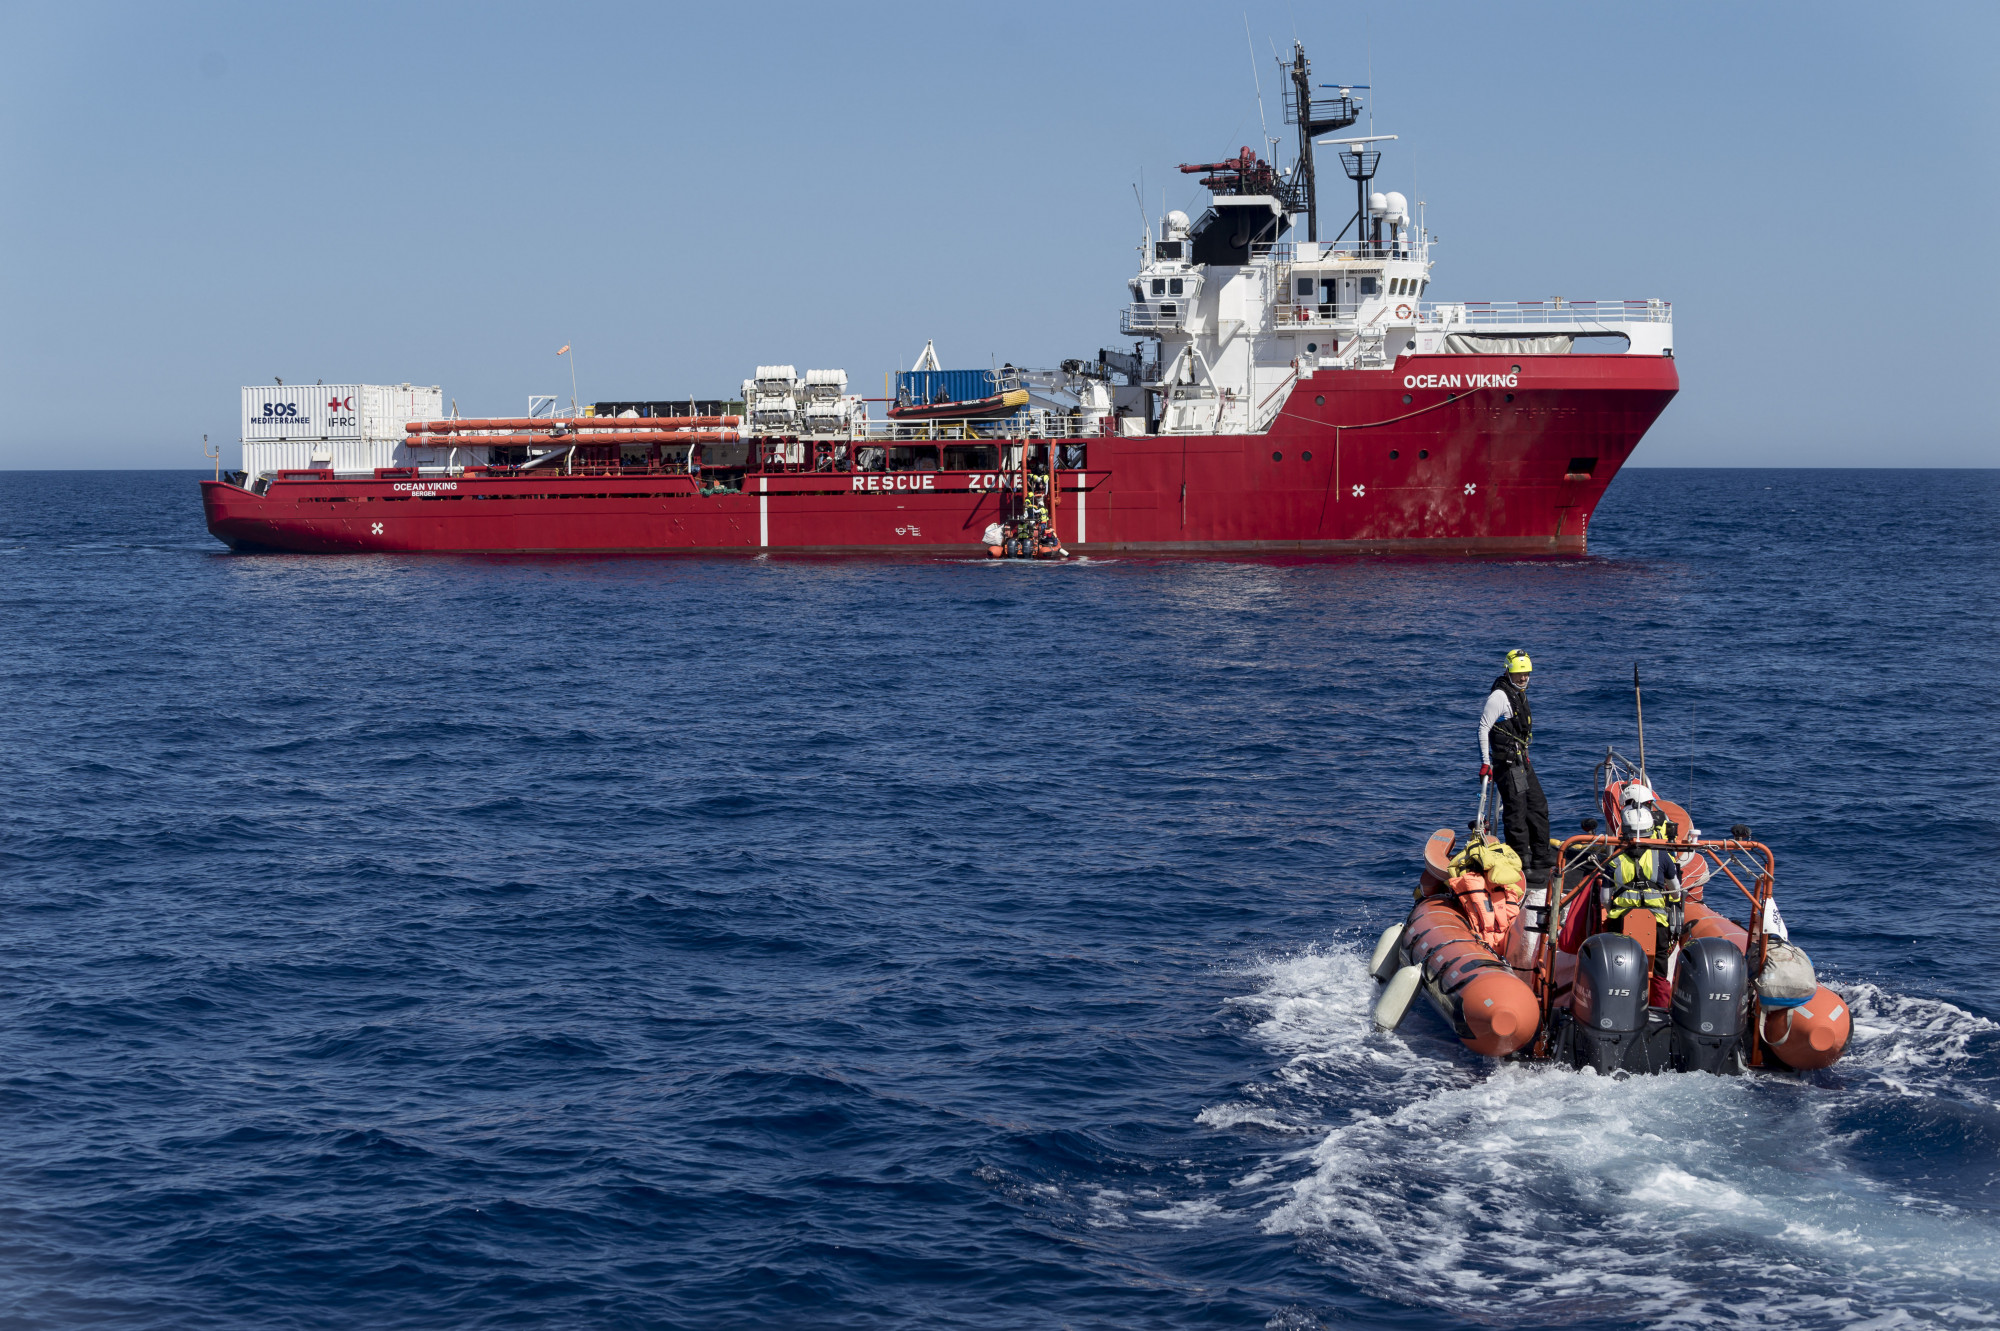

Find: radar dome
<box><xmin>1369</xmin><ymin>191</ymin><xmax>1389</xmax><ymax>216</ymax></box>
<box><xmin>1385</xmin><ymin>191</ymin><xmax>1408</xmax><ymax>220</ymax></box>
<box><xmin>1165</xmin><ymin>210</ymin><xmax>1190</xmax><ymax>235</ymax></box>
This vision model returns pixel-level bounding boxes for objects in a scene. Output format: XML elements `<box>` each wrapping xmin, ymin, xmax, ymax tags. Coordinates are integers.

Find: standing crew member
<box><xmin>1478</xmin><ymin>649</ymin><xmax>1555</xmax><ymax>907</ymax></box>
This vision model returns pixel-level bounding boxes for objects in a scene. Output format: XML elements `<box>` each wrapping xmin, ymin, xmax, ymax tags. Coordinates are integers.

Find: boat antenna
<box><xmin>1132</xmin><ymin>182</ymin><xmax>1151</xmax><ymax>259</ymax></box>
<box><xmin>1633</xmin><ymin>663</ymin><xmax>1648</xmax><ymax>780</ymax></box>
<box><xmin>1245</xmin><ymin>17</ymin><xmax>1270</xmax><ymax>156</ymax></box>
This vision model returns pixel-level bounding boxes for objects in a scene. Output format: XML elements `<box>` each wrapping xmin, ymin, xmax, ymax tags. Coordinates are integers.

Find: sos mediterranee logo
<box><xmin>257</xmin><ymin>395</ymin><xmax>355</xmax><ymax>429</ymax></box>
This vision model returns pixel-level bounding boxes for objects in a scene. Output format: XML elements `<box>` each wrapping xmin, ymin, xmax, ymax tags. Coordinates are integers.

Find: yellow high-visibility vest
<box><xmin>1609</xmin><ymin>848</ymin><xmax>1673</xmax><ymax>926</ymax></box>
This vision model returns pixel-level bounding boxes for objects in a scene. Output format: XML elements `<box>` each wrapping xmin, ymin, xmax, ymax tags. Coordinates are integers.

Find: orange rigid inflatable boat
<box><xmin>1371</xmin><ymin>750</ymin><xmax>1851</xmax><ymax>1074</ymax></box>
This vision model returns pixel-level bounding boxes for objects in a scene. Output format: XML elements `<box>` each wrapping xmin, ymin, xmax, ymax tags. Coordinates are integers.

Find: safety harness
<box><xmin>1488</xmin><ymin>673</ymin><xmax>1533</xmax><ymax>765</ymax></box>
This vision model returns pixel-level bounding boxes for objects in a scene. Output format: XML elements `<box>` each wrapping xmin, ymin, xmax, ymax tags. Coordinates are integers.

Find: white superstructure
<box><xmin>1117</xmin><ymin>158</ymin><xmax>1672</xmax><ymax>437</ymax></box>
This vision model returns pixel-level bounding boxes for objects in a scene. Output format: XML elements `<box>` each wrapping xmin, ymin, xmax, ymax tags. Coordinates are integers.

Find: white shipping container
<box><xmin>241</xmin><ymin>383</ymin><xmax>442</xmax><ymax>442</ymax></box>
<box><xmin>241</xmin><ymin>439</ymin><xmax>423</xmax><ymax>477</ymax></box>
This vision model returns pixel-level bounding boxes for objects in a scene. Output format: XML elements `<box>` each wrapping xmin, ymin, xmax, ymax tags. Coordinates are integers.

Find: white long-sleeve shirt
<box><xmin>1478</xmin><ymin>688</ymin><xmax>1513</xmax><ymax>766</ymax></box>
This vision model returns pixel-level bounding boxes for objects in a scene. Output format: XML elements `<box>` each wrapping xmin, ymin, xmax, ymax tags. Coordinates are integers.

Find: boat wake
<box><xmin>1206</xmin><ymin>947</ymin><xmax>2000</xmax><ymax>1329</ymax></box>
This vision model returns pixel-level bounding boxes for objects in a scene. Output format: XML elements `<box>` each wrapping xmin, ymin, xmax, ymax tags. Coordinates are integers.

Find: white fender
<box><xmin>1374</xmin><ymin>965</ymin><xmax>1422</xmax><ymax>1031</ymax></box>
<box><xmin>1370</xmin><ymin>924</ymin><xmax>1406</xmax><ymax>982</ymax></box>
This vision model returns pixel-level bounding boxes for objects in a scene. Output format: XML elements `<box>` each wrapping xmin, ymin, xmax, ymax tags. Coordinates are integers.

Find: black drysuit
<box><xmin>1480</xmin><ymin>673</ymin><xmax>1554</xmax><ymax>887</ymax></box>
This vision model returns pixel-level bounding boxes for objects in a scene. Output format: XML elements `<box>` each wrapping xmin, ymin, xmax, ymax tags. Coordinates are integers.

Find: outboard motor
<box><xmin>1671</xmin><ymin>936</ymin><xmax>1748</xmax><ymax>1074</ymax></box>
<box><xmin>1570</xmin><ymin>933</ymin><xmax>1649</xmax><ymax>1073</ymax></box>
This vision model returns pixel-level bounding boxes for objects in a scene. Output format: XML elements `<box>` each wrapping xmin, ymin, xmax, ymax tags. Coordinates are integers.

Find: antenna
<box><xmin>1245</xmin><ymin>17</ymin><xmax>1269</xmax><ymax>151</ymax></box>
<box><xmin>558</xmin><ymin>343</ymin><xmax>579</xmax><ymax>416</ymax></box>
<box><xmin>1633</xmin><ymin>663</ymin><xmax>1649</xmax><ymax>779</ymax></box>
<box><xmin>1363</xmin><ymin>6</ymin><xmax>1377</xmax><ymax>156</ymax></box>
<box><xmin>1132</xmin><ymin>182</ymin><xmax>1151</xmax><ymax>259</ymax></box>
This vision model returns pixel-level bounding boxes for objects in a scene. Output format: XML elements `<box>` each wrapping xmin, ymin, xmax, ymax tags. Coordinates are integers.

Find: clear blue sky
<box><xmin>2</xmin><ymin>1</ymin><xmax>1994</xmax><ymax>468</ymax></box>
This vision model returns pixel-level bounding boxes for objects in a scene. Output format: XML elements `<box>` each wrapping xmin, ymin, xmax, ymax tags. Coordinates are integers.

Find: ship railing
<box><xmin>849</xmin><ymin>414</ymin><xmax>1096</xmax><ymax>442</ymax></box>
<box><xmin>1423</xmin><ymin>299</ymin><xmax>1672</xmax><ymax>326</ymax></box>
<box><xmin>1274</xmin><ymin>303</ymin><xmax>1359</xmax><ymax>325</ymax></box>
<box><xmin>1119</xmin><ymin>302</ymin><xmax>1187</xmax><ymax>334</ymax></box>
<box><xmin>554</xmin><ymin>444</ymin><xmax>1101</xmax><ymax>480</ymax></box>
<box><xmin>1251</xmin><ymin>240</ymin><xmax>1427</xmax><ymax>264</ymax></box>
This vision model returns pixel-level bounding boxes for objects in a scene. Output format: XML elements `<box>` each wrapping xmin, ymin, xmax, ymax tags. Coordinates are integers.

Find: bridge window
<box><xmin>1297</xmin><ymin>277</ymin><xmax>1314</xmax><ymax>297</ymax></box>
<box><xmin>1169</xmin><ymin>278</ymin><xmax>1184</xmax><ymax>295</ymax></box>
<box><xmin>1151</xmin><ymin>278</ymin><xmax>1166</xmax><ymax>296</ymax></box>
<box><xmin>1360</xmin><ymin>277</ymin><xmax>1379</xmax><ymax>296</ymax></box>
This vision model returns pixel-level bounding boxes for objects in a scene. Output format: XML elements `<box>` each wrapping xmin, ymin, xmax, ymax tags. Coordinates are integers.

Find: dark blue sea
<box><xmin>1</xmin><ymin>468</ymin><xmax>1996</xmax><ymax>1330</ymax></box>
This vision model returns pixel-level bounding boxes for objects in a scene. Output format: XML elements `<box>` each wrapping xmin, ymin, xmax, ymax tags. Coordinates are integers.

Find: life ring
<box><xmin>1395</xmin><ymin>303</ymin><xmax>1414</xmax><ymax>320</ymax></box>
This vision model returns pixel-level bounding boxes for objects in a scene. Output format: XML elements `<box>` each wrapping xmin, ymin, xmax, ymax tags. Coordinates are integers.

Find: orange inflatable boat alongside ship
<box><xmin>1371</xmin><ymin>749</ymin><xmax>1850</xmax><ymax>1074</ymax></box>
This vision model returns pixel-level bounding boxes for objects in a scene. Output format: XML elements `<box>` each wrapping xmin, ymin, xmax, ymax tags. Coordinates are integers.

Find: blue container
<box><xmin>896</xmin><ymin>369</ymin><xmax>997</xmax><ymax>408</ymax></box>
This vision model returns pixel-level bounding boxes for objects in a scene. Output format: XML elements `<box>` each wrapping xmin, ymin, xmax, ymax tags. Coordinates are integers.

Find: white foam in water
<box><xmin>1842</xmin><ymin>982</ymin><xmax>1998</xmax><ymax>1100</ymax></box>
<box><xmin>1133</xmin><ymin>1197</ymin><xmax>1223</xmax><ymax>1229</ymax></box>
<box><xmin>1212</xmin><ymin>948</ymin><xmax>2000</xmax><ymax>1329</ymax></box>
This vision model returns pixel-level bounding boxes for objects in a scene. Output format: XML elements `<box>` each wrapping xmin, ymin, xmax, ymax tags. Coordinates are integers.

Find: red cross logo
<box><xmin>328</xmin><ymin>395</ymin><xmax>352</xmax><ymax>412</ymax></box>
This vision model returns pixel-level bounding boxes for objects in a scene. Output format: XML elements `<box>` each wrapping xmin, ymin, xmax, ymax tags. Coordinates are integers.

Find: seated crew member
<box><xmin>1606</xmin><ymin>794</ymin><xmax>1680</xmax><ymax>978</ymax></box>
<box><xmin>1478</xmin><ymin>650</ymin><xmax>1555</xmax><ymax>905</ymax></box>
<box><xmin>1621</xmin><ymin>780</ymin><xmax>1678</xmax><ymax>842</ymax></box>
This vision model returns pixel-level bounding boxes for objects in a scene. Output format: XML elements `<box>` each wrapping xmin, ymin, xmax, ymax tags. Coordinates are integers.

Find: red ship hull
<box><xmin>202</xmin><ymin>356</ymin><xmax>1675</xmax><ymax>556</ymax></box>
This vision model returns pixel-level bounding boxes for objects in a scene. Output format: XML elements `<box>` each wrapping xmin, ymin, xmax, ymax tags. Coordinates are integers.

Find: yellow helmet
<box><xmin>1504</xmin><ymin>649</ymin><xmax>1533</xmax><ymax>675</ymax></box>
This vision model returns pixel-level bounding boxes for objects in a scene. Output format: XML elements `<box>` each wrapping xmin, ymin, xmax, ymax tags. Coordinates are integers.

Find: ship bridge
<box><xmin>1108</xmin><ymin>42</ymin><xmax>1673</xmax><ymax>438</ymax></box>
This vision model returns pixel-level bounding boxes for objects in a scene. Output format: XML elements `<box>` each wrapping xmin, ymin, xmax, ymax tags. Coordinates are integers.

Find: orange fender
<box><xmin>1760</xmin><ymin>986</ymin><xmax>1851</xmax><ymax>1070</ymax></box>
<box><xmin>1401</xmin><ymin>897</ymin><xmax>1539</xmax><ymax>1057</ymax></box>
<box><xmin>1684</xmin><ymin>899</ymin><xmax>1749</xmax><ymax>950</ymax></box>
<box><xmin>1459</xmin><ymin>969</ymin><xmax>1541</xmax><ymax>1056</ymax></box>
